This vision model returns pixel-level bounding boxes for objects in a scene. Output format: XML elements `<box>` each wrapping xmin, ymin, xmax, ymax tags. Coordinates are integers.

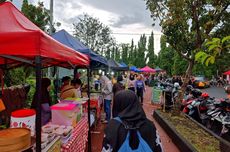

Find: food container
<box><xmin>0</xmin><ymin>128</ymin><xmax>31</xmax><ymax>152</ymax></box>
<box><xmin>42</xmin><ymin>125</ymin><xmax>55</xmax><ymax>133</ymax></box>
<box><xmin>41</xmin><ymin>133</ymin><xmax>49</xmax><ymax>143</ymax></box>
<box><xmin>51</xmin><ymin>103</ymin><xmax>80</xmax><ymax>126</ymax></box>
<box><xmin>41</xmin><ymin>141</ymin><xmax>48</xmax><ymax>149</ymax></box>
<box><xmin>10</xmin><ymin>109</ymin><xmax>36</xmax><ymax>136</ymax></box>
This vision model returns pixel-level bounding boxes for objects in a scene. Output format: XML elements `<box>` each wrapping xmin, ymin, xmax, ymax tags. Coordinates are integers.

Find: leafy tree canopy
<box><xmin>145</xmin><ymin>0</ymin><xmax>230</xmax><ymax>90</ymax></box>
<box><xmin>21</xmin><ymin>0</ymin><xmax>50</xmax><ymax>31</ymax></box>
<box><xmin>73</xmin><ymin>14</ymin><xmax>115</xmax><ymax>55</ymax></box>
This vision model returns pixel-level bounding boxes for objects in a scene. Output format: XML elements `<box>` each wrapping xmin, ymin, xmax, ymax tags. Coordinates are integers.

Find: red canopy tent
<box><xmin>0</xmin><ymin>2</ymin><xmax>89</xmax><ymax>69</ymax></box>
<box><xmin>224</xmin><ymin>70</ymin><xmax>230</xmax><ymax>75</ymax></box>
<box><xmin>140</xmin><ymin>66</ymin><xmax>156</xmax><ymax>73</ymax></box>
<box><xmin>0</xmin><ymin>2</ymin><xmax>90</xmax><ymax>151</ymax></box>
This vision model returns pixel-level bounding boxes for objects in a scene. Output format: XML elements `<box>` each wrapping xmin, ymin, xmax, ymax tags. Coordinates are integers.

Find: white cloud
<box><xmin>13</xmin><ymin>0</ymin><xmax>162</xmax><ymax>53</ymax></box>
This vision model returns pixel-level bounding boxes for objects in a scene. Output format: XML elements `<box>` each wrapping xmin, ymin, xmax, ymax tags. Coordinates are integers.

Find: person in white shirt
<box><xmin>100</xmin><ymin>76</ymin><xmax>113</xmax><ymax>123</ymax></box>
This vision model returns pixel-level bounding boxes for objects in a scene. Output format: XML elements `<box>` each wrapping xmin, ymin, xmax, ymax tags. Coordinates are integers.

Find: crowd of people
<box><xmin>28</xmin><ymin>70</ymin><xmax>230</xmax><ymax>152</ymax></box>
<box><xmin>32</xmin><ymin>73</ymin><xmax>163</xmax><ymax>152</ymax></box>
<box><xmin>99</xmin><ymin>73</ymin><xmax>163</xmax><ymax>151</ymax></box>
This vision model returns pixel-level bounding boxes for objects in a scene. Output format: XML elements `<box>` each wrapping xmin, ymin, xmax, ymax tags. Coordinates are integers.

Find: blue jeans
<box><xmin>104</xmin><ymin>99</ymin><xmax>111</xmax><ymax>121</ymax></box>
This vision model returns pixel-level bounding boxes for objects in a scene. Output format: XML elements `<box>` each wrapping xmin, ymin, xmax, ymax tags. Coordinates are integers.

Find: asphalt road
<box><xmin>202</xmin><ymin>86</ymin><xmax>227</xmax><ymax>99</ymax></box>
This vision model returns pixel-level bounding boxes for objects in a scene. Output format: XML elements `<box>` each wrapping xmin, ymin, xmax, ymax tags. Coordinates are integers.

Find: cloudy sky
<box><xmin>13</xmin><ymin>0</ymin><xmax>162</xmax><ymax>53</ymax></box>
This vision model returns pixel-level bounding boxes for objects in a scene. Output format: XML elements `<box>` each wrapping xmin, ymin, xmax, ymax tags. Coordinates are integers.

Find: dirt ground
<box><xmin>90</xmin><ymin>87</ymin><xmax>180</xmax><ymax>152</ymax></box>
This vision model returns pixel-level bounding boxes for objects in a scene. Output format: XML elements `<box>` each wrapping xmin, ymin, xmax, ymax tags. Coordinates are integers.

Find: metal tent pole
<box><xmin>35</xmin><ymin>56</ymin><xmax>42</xmax><ymax>152</ymax></box>
<box><xmin>87</xmin><ymin>67</ymin><xmax>91</xmax><ymax>152</ymax></box>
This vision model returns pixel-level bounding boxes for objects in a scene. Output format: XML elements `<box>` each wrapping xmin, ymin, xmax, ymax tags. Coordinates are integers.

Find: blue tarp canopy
<box><xmin>130</xmin><ymin>66</ymin><xmax>142</xmax><ymax>72</ymax></box>
<box><xmin>107</xmin><ymin>59</ymin><xmax>128</xmax><ymax>71</ymax></box>
<box><xmin>52</xmin><ymin>29</ymin><xmax>108</xmax><ymax>69</ymax></box>
<box><xmin>108</xmin><ymin>59</ymin><xmax>124</xmax><ymax>71</ymax></box>
<box><xmin>118</xmin><ymin>62</ymin><xmax>129</xmax><ymax>71</ymax></box>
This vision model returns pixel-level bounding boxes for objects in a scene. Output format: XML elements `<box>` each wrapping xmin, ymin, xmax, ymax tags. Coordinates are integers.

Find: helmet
<box><xmin>186</xmin><ymin>85</ymin><xmax>193</xmax><ymax>91</ymax></box>
<box><xmin>174</xmin><ymin>82</ymin><xmax>180</xmax><ymax>88</ymax></box>
<box><xmin>201</xmin><ymin>92</ymin><xmax>209</xmax><ymax>98</ymax></box>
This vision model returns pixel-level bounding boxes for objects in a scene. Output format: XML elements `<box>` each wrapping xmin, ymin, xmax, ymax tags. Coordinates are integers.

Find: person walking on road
<box><xmin>112</xmin><ymin>75</ymin><xmax>125</xmax><ymax>117</ymax></box>
<box><xmin>128</xmin><ymin>74</ymin><xmax>136</xmax><ymax>92</ymax></box>
<box><xmin>112</xmin><ymin>75</ymin><xmax>125</xmax><ymax>95</ymax></box>
<box><xmin>100</xmin><ymin>75</ymin><xmax>113</xmax><ymax>123</ymax></box>
<box><xmin>102</xmin><ymin>90</ymin><xmax>163</xmax><ymax>152</ymax></box>
<box><xmin>135</xmin><ymin>74</ymin><xmax>145</xmax><ymax>105</ymax></box>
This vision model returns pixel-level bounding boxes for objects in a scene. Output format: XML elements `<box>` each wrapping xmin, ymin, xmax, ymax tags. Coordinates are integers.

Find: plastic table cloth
<box><xmin>61</xmin><ymin>115</ymin><xmax>88</xmax><ymax>152</ymax></box>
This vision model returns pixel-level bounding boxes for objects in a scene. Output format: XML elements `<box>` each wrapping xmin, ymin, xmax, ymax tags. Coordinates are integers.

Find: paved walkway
<box><xmin>143</xmin><ymin>87</ymin><xmax>180</xmax><ymax>152</ymax></box>
<box><xmin>90</xmin><ymin>87</ymin><xmax>180</xmax><ymax>152</ymax></box>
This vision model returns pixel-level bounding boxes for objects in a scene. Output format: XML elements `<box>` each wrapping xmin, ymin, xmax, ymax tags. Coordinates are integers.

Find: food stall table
<box><xmin>61</xmin><ymin>115</ymin><xmax>88</xmax><ymax>152</ymax></box>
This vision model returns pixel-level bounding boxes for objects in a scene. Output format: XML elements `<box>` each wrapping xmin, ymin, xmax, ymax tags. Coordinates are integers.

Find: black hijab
<box><xmin>31</xmin><ymin>78</ymin><xmax>51</xmax><ymax>108</ymax></box>
<box><xmin>113</xmin><ymin>90</ymin><xmax>146</xmax><ymax>127</ymax></box>
<box><xmin>106</xmin><ymin>90</ymin><xmax>148</xmax><ymax>151</ymax></box>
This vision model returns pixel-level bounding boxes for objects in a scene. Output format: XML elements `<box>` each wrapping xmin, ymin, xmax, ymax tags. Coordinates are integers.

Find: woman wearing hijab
<box><xmin>100</xmin><ymin>75</ymin><xmax>113</xmax><ymax>123</ymax></box>
<box><xmin>31</xmin><ymin>78</ymin><xmax>52</xmax><ymax>125</ymax></box>
<box><xmin>128</xmin><ymin>74</ymin><xmax>135</xmax><ymax>92</ymax></box>
<box><xmin>112</xmin><ymin>75</ymin><xmax>125</xmax><ymax>117</ymax></box>
<box><xmin>135</xmin><ymin>74</ymin><xmax>145</xmax><ymax>104</ymax></box>
<box><xmin>102</xmin><ymin>90</ymin><xmax>163</xmax><ymax>152</ymax></box>
<box><xmin>112</xmin><ymin>75</ymin><xmax>125</xmax><ymax>95</ymax></box>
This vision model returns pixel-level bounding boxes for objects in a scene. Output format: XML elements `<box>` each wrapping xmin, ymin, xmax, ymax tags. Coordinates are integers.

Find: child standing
<box><xmin>135</xmin><ymin>75</ymin><xmax>145</xmax><ymax>104</ymax></box>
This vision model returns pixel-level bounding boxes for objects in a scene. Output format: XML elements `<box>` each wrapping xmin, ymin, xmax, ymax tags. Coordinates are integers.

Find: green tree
<box><xmin>111</xmin><ymin>46</ymin><xmax>115</xmax><ymax>60</ymax></box>
<box><xmin>147</xmin><ymin>31</ymin><xmax>156</xmax><ymax>67</ymax></box>
<box><xmin>195</xmin><ymin>36</ymin><xmax>230</xmax><ymax>66</ymax></box>
<box><xmin>105</xmin><ymin>47</ymin><xmax>111</xmax><ymax>59</ymax></box>
<box><xmin>193</xmin><ymin>63</ymin><xmax>217</xmax><ymax>79</ymax></box>
<box><xmin>115</xmin><ymin>46</ymin><xmax>120</xmax><ymax>61</ymax></box>
<box><xmin>145</xmin><ymin>0</ymin><xmax>230</xmax><ymax>90</ymax></box>
<box><xmin>73</xmin><ymin>14</ymin><xmax>115</xmax><ymax>55</ymax></box>
<box><xmin>157</xmin><ymin>35</ymin><xmax>175</xmax><ymax>75</ymax></box>
<box><xmin>172</xmin><ymin>53</ymin><xmax>187</xmax><ymax>76</ymax></box>
<box><xmin>133</xmin><ymin>45</ymin><xmax>138</xmax><ymax>65</ymax></box>
<box><xmin>136</xmin><ymin>34</ymin><xmax>147</xmax><ymax>67</ymax></box>
<box><xmin>21</xmin><ymin>0</ymin><xmax>50</xmax><ymax>31</ymax></box>
<box><xmin>195</xmin><ymin>36</ymin><xmax>230</xmax><ymax>77</ymax></box>
<box><xmin>128</xmin><ymin>39</ymin><xmax>134</xmax><ymax>64</ymax></box>
<box><xmin>121</xmin><ymin>43</ymin><xmax>129</xmax><ymax>63</ymax></box>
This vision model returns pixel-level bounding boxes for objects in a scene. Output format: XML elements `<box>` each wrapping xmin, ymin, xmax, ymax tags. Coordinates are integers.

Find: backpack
<box><xmin>114</xmin><ymin>117</ymin><xmax>153</xmax><ymax>152</ymax></box>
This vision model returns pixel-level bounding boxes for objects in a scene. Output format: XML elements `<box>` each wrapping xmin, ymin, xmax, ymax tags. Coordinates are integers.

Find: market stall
<box><xmin>119</xmin><ymin>62</ymin><xmax>129</xmax><ymax>71</ymax></box>
<box><xmin>52</xmin><ymin>29</ymin><xmax>108</xmax><ymax>70</ymax></box>
<box><xmin>52</xmin><ymin>29</ymin><xmax>110</xmax><ymax>151</ymax></box>
<box><xmin>0</xmin><ymin>2</ymin><xmax>90</xmax><ymax>152</ymax></box>
<box><xmin>130</xmin><ymin>66</ymin><xmax>142</xmax><ymax>72</ymax></box>
<box><xmin>140</xmin><ymin>66</ymin><xmax>156</xmax><ymax>73</ymax></box>
<box><xmin>108</xmin><ymin>59</ymin><xmax>127</xmax><ymax>71</ymax></box>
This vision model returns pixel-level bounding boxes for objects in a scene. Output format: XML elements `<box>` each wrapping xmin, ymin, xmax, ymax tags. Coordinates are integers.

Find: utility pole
<box><xmin>49</xmin><ymin>0</ymin><xmax>59</xmax><ymax>101</ymax></box>
<box><xmin>50</xmin><ymin>0</ymin><xmax>54</xmax><ymax>34</ymax></box>
<box><xmin>47</xmin><ymin>0</ymin><xmax>54</xmax><ymax>78</ymax></box>
<box><xmin>47</xmin><ymin>0</ymin><xmax>53</xmax><ymax>78</ymax></box>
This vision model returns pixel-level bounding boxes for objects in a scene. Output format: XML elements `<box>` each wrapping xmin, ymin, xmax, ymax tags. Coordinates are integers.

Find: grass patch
<box><xmin>159</xmin><ymin>111</ymin><xmax>220</xmax><ymax>152</ymax></box>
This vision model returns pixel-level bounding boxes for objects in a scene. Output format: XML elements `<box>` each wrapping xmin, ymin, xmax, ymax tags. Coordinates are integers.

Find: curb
<box><xmin>153</xmin><ymin>110</ymin><xmax>197</xmax><ymax>152</ymax></box>
<box><xmin>185</xmin><ymin>114</ymin><xmax>230</xmax><ymax>152</ymax></box>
